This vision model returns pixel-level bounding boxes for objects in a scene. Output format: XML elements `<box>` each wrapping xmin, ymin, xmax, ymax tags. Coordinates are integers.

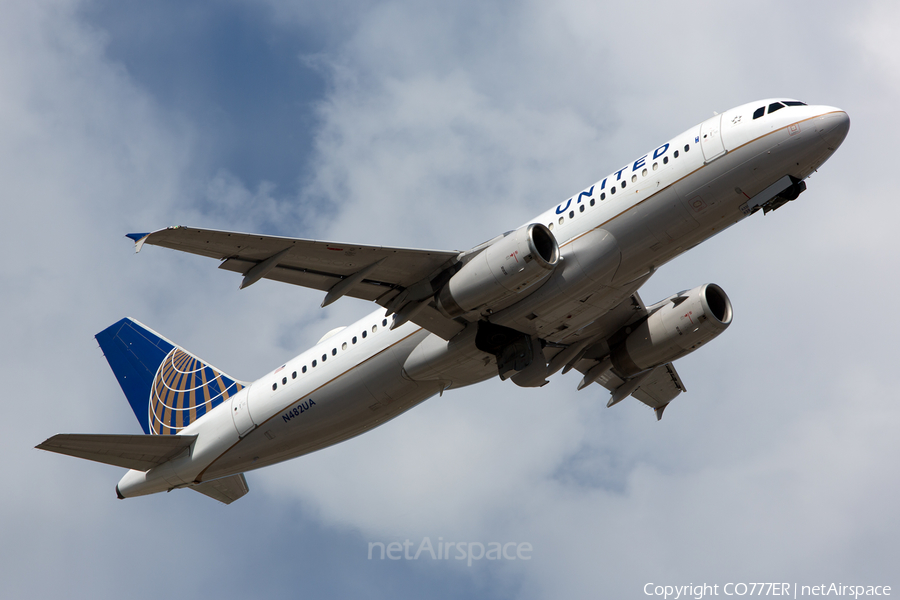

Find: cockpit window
<box><xmin>754</xmin><ymin>101</ymin><xmax>805</xmax><ymax>121</ymax></box>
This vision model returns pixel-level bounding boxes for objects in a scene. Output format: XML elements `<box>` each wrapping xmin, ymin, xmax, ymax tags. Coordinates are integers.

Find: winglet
<box><xmin>125</xmin><ymin>232</ymin><xmax>152</xmax><ymax>253</ymax></box>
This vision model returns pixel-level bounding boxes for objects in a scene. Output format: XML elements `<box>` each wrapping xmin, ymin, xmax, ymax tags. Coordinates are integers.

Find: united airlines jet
<box><xmin>38</xmin><ymin>99</ymin><xmax>849</xmax><ymax>504</ymax></box>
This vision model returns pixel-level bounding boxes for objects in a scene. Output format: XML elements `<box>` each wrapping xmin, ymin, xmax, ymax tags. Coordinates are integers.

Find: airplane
<box><xmin>37</xmin><ymin>98</ymin><xmax>850</xmax><ymax>504</ymax></box>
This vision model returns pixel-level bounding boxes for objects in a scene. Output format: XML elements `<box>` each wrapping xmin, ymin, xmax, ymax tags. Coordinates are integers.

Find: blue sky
<box><xmin>3</xmin><ymin>0</ymin><xmax>899</xmax><ymax>598</ymax></box>
<box><xmin>84</xmin><ymin>0</ymin><xmax>327</xmax><ymax>192</ymax></box>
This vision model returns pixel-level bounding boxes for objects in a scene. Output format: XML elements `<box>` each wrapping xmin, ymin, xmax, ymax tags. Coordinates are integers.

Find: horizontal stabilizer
<box><xmin>36</xmin><ymin>433</ymin><xmax>196</xmax><ymax>471</ymax></box>
<box><xmin>191</xmin><ymin>474</ymin><xmax>250</xmax><ymax>504</ymax></box>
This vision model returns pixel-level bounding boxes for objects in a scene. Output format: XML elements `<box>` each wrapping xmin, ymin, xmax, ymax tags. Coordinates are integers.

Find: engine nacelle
<box><xmin>436</xmin><ymin>223</ymin><xmax>559</xmax><ymax>318</ymax></box>
<box><xmin>611</xmin><ymin>283</ymin><xmax>733</xmax><ymax>378</ymax></box>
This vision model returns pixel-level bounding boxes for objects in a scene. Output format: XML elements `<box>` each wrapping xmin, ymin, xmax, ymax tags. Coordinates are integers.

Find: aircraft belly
<box><xmin>201</xmin><ymin>331</ymin><xmax>444</xmax><ymax>479</ymax></box>
<box><xmin>640</xmin><ymin>186</ymin><xmax>699</xmax><ymax>243</ymax></box>
<box><xmin>204</xmin><ymin>386</ymin><xmax>444</xmax><ymax>479</ymax></box>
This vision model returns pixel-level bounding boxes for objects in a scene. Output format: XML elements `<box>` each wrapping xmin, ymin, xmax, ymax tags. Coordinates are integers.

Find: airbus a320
<box><xmin>38</xmin><ymin>99</ymin><xmax>850</xmax><ymax>504</ymax></box>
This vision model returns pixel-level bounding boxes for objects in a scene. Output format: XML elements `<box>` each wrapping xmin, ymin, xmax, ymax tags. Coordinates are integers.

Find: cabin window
<box><xmin>642</xmin><ymin>168</ymin><xmax>648</xmax><ymax>177</ymax></box>
<box><xmin>282</xmin><ymin>377</ymin><xmax>287</xmax><ymax>385</ymax></box>
<box><xmin>653</xmin><ymin>162</ymin><xmax>658</xmax><ymax>171</ymax></box>
<box><xmin>663</xmin><ymin>156</ymin><xmax>669</xmax><ymax>164</ymax></box>
<box><xmin>558</xmin><ymin>216</ymin><xmax>564</xmax><ymax>224</ymax></box>
<box><xmin>753</xmin><ymin>106</ymin><xmax>765</xmax><ymax>119</ymax></box>
<box><xmin>372</xmin><ymin>325</ymin><xmax>377</xmax><ymax>333</ymax></box>
<box><xmin>579</xmin><ymin>204</ymin><xmax>585</xmax><ymax>213</ymax></box>
<box><xmin>568</xmin><ymin>210</ymin><xmax>574</xmax><ymax>219</ymax></box>
<box><xmin>292</xmin><ymin>371</ymin><xmax>297</xmax><ymax>379</ymax></box>
<box><xmin>631</xmin><ymin>174</ymin><xmax>637</xmax><ymax>183</ymax></box>
<box><xmin>342</xmin><ymin>342</ymin><xmax>348</xmax><ymax>350</ymax></box>
<box><xmin>272</xmin><ymin>383</ymin><xmax>277</xmax><ymax>391</ymax></box>
<box><xmin>620</xmin><ymin>181</ymin><xmax>626</xmax><ymax>189</ymax></box>
<box><xmin>362</xmin><ymin>330</ymin><xmax>367</xmax><ymax>339</ymax></box>
<box><xmin>684</xmin><ymin>144</ymin><xmax>690</xmax><ymax>152</ymax></box>
<box><xmin>600</xmin><ymin>192</ymin><xmax>606</xmax><ymax>200</ymax></box>
<box><xmin>548</xmin><ymin>223</ymin><xmax>554</xmax><ymax>230</ymax></box>
<box><xmin>382</xmin><ymin>319</ymin><xmax>388</xmax><ymax>327</ymax></box>
<box><xmin>322</xmin><ymin>354</ymin><xmax>327</xmax><ymax>362</ymax></box>
<box><xmin>674</xmin><ymin>150</ymin><xmax>679</xmax><ymax>158</ymax></box>
<box><xmin>768</xmin><ymin>102</ymin><xmax>785</xmax><ymax>114</ymax></box>
<box><xmin>610</xmin><ymin>187</ymin><xmax>616</xmax><ymax>195</ymax></box>
<box><xmin>352</xmin><ymin>336</ymin><xmax>357</xmax><ymax>344</ymax></box>
<box><xmin>589</xmin><ymin>198</ymin><xmax>595</xmax><ymax>206</ymax></box>
<box><xmin>302</xmin><ymin>366</ymin><xmax>307</xmax><ymax>373</ymax></box>
<box><xmin>312</xmin><ymin>359</ymin><xmax>317</xmax><ymax>367</ymax></box>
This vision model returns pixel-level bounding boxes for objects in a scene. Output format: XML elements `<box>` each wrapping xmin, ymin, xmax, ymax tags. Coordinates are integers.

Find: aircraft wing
<box><xmin>556</xmin><ymin>290</ymin><xmax>686</xmax><ymax>419</ymax></box>
<box><xmin>591</xmin><ymin>362</ymin><xmax>684</xmax><ymax>406</ymax></box>
<box><xmin>571</xmin><ymin>360</ymin><xmax>685</xmax><ymax>420</ymax></box>
<box><xmin>630</xmin><ymin>364</ymin><xmax>686</xmax><ymax>408</ymax></box>
<box><xmin>129</xmin><ymin>226</ymin><xmax>466</xmax><ymax>339</ymax></box>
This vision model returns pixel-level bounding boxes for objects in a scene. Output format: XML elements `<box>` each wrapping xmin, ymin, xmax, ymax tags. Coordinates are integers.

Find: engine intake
<box><xmin>436</xmin><ymin>223</ymin><xmax>559</xmax><ymax>318</ymax></box>
<box><xmin>611</xmin><ymin>283</ymin><xmax>733</xmax><ymax>378</ymax></box>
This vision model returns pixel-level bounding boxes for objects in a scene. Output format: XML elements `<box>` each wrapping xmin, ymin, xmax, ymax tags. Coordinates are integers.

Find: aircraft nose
<box><xmin>816</xmin><ymin>110</ymin><xmax>850</xmax><ymax>150</ymax></box>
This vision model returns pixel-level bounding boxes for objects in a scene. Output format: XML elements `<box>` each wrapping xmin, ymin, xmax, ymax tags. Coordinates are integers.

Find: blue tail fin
<box><xmin>96</xmin><ymin>318</ymin><xmax>245</xmax><ymax>435</ymax></box>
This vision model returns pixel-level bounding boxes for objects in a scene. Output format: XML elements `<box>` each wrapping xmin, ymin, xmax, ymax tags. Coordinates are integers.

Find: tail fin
<box><xmin>96</xmin><ymin>318</ymin><xmax>245</xmax><ymax>435</ymax></box>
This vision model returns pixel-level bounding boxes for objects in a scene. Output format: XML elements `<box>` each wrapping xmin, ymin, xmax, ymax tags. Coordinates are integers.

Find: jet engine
<box><xmin>436</xmin><ymin>223</ymin><xmax>559</xmax><ymax>318</ymax></box>
<box><xmin>611</xmin><ymin>283</ymin><xmax>733</xmax><ymax>378</ymax></box>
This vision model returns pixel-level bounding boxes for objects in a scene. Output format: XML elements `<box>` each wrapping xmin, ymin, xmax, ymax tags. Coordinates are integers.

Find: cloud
<box><xmin>4</xmin><ymin>0</ymin><xmax>898</xmax><ymax>598</ymax></box>
<box><xmin>256</xmin><ymin>0</ymin><xmax>900</xmax><ymax>595</ymax></box>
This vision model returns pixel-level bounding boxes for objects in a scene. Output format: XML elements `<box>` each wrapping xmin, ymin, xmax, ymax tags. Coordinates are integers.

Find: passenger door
<box><xmin>230</xmin><ymin>388</ymin><xmax>256</xmax><ymax>437</ymax></box>
<box><xmin>699</xmin><ymin>114</ymin><xmax>726</xmax><ymax>163</ymax></box>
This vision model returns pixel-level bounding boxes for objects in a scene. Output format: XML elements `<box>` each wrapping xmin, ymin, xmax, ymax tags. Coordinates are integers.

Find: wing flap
<box><xmin>631</xmin><ymin>363</ymin><xmax>685</xmax><ymax>408</ymax></box>
<box><xmin>573</xmin><ymin>360</ymin><xmax>685</xmax><ymax>410</ymax></box>
<box><xmin>562</xmin><ymin>287</ymin><xmax>686</xmax><ymax>412</ymax></box>
<box><xmin>218</xmin><ymin>258</ymin><xmax>394</xmax><ymax>302</ymax></box>
<box><xmin>36</xmin><ymin>433</ymin><xmax>197</xmax><ymax>471</ymax></box>
<box><xmin>191</xmin><ymin>474</ymin><xmax>249</xmax><ymax>504</ymax></box>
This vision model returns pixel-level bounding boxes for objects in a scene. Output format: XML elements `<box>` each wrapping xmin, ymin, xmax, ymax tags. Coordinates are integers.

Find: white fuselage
<box><xmin>116</xmin><ymin>100</ymin><xmax>849</xmax><ymax>497</ymax></box>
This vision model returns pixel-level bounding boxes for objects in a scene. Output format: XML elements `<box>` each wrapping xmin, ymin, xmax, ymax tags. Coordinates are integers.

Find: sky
<box><xmin>3</xmin><ymin>0</ymin><xmax>899</xmax><ymax>598</ymax></box>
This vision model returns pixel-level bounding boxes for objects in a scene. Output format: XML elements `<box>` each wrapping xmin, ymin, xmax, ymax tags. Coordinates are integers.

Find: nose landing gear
<box><xmin>739</xmin><ymin>175</ymin><xmax>807</xmax><ymax>216</ymax></box>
